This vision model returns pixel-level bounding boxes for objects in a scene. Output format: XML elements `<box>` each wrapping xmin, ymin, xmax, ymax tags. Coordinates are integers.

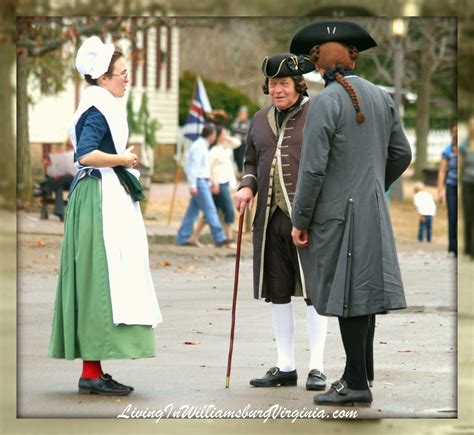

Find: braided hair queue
<box><xmin>335</xmin><ymin>71</ymin><xmax>365</xmax><ymax>123</ymax></box>
<box><xmin>309</xmin><ymin>42</ymin><xmax>365</xmax><ymax>124</ymax></box>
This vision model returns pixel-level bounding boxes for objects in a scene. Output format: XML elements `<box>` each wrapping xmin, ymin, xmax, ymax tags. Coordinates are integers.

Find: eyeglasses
<box><xmin>111</xmin><ymin>70</ymin><xmax>128</xmax><ymax>79</ymax></box>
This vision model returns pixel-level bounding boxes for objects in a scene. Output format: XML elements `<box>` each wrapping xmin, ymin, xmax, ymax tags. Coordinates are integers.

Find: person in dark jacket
<box><xmin>460</xmin><ymin>115</ymin><xmax>474</xmax><ymax>258</ymax></box>
<box><xmin>438</xmin><ymin>123</ymin><xmax>458</xmax><ymax>257</ymax></box>
<box><xmin>235</xmin><ymin>53</ymin><xmax>329</xmax><ymax>391</ymax></box>
<box><xmin>289</xmin><ymin>21</ymin><xmax>412</xmax><ymax>406</ymax></box>
<box><xmin>231</xmin><ymin>106</ymin><xmax>251</xmax><ymax>174</ymax></box>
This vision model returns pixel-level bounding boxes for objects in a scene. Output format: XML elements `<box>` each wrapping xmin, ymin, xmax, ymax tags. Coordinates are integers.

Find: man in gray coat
<box><xmin>290</xmin><ymin>21</ymin><xmax>412</xmax><ymax>406</ymax></box>
<box><xmin>235</xmin><ymin>53</ymin><xmax>329</xmax><ymax>391</ymax></box>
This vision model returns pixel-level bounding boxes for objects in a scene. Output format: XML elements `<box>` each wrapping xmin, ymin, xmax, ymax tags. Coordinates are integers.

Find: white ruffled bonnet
<box><xmin>75</xmin><ymin>36</ymin><xmax>115</xmax><ymax>79</ymax></box>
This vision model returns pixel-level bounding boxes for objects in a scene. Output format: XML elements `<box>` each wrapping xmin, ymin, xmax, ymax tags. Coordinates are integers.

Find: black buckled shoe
<box><xmin>102</xmin><ymin>373</ymin><xmax>134</xmax><ymax>392</ymax></box>
<box><xmin>78</xmin><ymin>375</ymin><xmax>132</xmax><ymax>396</ymax></box>
<box><xmin>306</xmin><ymin>369</ymin><xmax>326</xmax><ymax>391</ymax></box>
<box><xmin>313</xmin><ymin>379</ymin><xmax>372</xmax><ymax>407</ymax></box>
<box><xmin>249</xmin><ymin>367</ymin><xmax>297</xmax><ymax>387</ymax></box>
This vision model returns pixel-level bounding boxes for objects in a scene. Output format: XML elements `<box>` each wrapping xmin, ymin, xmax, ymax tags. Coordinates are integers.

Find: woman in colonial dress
<box><xmin>48</xmin><ymin>36</ymin><xmax>162</xmax><ymax>396</ymax></box>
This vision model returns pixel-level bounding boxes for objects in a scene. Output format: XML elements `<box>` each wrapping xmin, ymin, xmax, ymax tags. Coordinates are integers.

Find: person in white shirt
<box><xmin>188</xmin><ymin>125</ymin><xmax>238</xmax><ymax>246</ymax></box>
<box><xmin>413</xmin><ymin>181</ymin><xmax>437</xmax><ymax>242</ymax></box>
<box><xmin>176</xmin><ymin>125</ymin><xmax>232</xmax><ymax>247</ymax></box>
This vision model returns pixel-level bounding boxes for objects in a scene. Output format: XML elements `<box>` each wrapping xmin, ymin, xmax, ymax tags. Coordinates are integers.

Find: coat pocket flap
<box><xmin>313</xmin><ymin>199</ymin><xmax>345</xmax><ymax>225</ymax></box>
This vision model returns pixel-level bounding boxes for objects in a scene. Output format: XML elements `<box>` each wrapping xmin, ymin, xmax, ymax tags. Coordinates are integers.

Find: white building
<box><xmin>29</xmin><ymin>20</ymin><xmax>179</xmax><ymax>179</ymax></box>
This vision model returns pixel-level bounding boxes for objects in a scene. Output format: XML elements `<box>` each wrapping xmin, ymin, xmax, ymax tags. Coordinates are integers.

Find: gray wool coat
<box><xmin>291</xmin><ymin>76</ymin><xmax>412</xmax><ymax>318</ymax></box>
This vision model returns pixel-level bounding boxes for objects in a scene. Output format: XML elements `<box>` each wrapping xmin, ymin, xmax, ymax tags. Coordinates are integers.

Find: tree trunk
<box><xmin>17</xmin><ymin>51</ymin><xmax>33</xmax><ymax>206</ymax></box>
<box><xmin>0</xmin><ymin>41</ymin><xmax>16</xmax><ymax>209</ymax></box>
<box><xmin>414</xmin><ymin>46</ymin><xmax>432</xmax><ymax>180</ymax></box>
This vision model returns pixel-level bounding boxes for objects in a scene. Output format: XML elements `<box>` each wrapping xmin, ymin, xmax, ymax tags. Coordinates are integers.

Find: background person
<box><xmin>460</xmin><ymin>115</ymin><xmax>474</xmax><ymax>258</ymax></box>
<box><xmin>437</xmin><ymin>123</ymin><xmax>458</xmax><ymax>257</ymax></box>
<box><xmin>231</xmin><ymin>106</ymin><xmax>251</xmax><ymax>174</ymax></box>
<box><xmin>176</xmin><ymin>124</ymin><xmax>233</xmax><ymax>248</ymax></box>
<box><xmin>188</xmin><ymin>125</ymin><xmax>237</xmax><ymax>246</ymax></box>
<box><xmin>413</xmin><ymin>181</ymin><xmax>436</xmax><ymax>242</ymax></box>
<box><xmin>34</xmin><ymin>140</ymin><xmax>76</xmax><ymax>221</ymax></box>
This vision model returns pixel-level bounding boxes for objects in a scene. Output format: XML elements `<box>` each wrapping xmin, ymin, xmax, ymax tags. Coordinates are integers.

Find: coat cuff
<box><xmin>238</xmin><ymin>174</ymin><xmax>257</xmax><ymax>195</ymax></box>
<box><xmin>291</xmin><ymin>198</ymin><xmax>312</xmax><ymax>230</ymax></box>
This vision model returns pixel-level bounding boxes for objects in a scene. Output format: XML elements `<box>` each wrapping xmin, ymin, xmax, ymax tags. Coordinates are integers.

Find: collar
<box><xmin>323</xmin><ymin>65</ymin><xmax>356</xmax><ymax>87</ymax></box>
<box><xmin>274</xmin><ymin>94</ymin><xmax>307</xmax><ymax>131</ymax></box>
<box><xmin>68</xmin><ymin>85</ymin><xmax>129</xmax><ymax>154</ymax></box>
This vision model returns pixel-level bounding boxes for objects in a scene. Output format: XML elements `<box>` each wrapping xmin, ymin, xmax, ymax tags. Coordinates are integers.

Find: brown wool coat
<box><xmin>239</xmin><ymin>97</ymin><xmax>310</xmax><ymax>299</ymax></box>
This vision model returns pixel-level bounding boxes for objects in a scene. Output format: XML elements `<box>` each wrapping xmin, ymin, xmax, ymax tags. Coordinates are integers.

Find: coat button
<box><xmin>348</xmin><ymin>252</ymin><xmax>352</xmax><ymax>257</ymax></box>
<box><xmin>348</xmin><ymin>198</ymin><xmax>353</xmax><ymax>202</ymax></box>
<box><xmin>344</xmin><ymin>304</ymin><xmax>348</xmax><ymax>308</ymax></box>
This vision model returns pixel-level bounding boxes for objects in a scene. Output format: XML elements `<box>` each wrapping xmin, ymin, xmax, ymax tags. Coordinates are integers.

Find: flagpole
<box><xmin>167</xmin><ymin>79</ymin><xmax>198</xmax><ymax>226</ymax></box>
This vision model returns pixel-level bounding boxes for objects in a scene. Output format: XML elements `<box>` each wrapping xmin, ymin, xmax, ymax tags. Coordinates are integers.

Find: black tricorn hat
<box><xmin>290</xmin><ymin>20</ymin><xmax>377</xmax><ymax>55</ymax></box>
<box><xmin>262</xmin><ymin>53</ymin><xmax>315</xmax><ymax>78</ymax></box>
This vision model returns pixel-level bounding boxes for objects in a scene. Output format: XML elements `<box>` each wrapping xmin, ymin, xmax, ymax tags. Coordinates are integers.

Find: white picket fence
<box><xmin>404</xmin><ymin>128</ymin><xmax>452</xmax><ymax>164</ymax></box>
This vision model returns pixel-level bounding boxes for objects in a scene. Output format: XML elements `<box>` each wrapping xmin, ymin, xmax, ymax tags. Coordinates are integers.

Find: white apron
<box><xmin>68</xmin><ymin>86</ymin><xmax>162</xmax><ymax>327</ymax></box>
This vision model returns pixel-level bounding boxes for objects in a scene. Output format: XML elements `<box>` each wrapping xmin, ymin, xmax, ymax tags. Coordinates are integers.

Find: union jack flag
<box><xmin>182</xmin><ymin>77</ymin><xmax>212</xmax><ymax>141</ymax></box>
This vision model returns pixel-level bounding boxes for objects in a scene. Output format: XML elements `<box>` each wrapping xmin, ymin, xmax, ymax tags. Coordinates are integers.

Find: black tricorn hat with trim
<box><xmin>290</xmin><ymin>20</ymin><xmax>377</xmax><ymax>55</ymax></box>
<box><xmin>262</xmin><ymin>53</ymin><xmax>315</xmax><ymax>78</ymax></box>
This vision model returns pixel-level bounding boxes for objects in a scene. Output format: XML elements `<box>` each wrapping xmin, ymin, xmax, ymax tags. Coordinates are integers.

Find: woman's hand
<box><xmin>121</xmin><ymin>146</ymin><xmax>138</xmax><ymax>168</ymax></box>
<box><xmin>121</xmin><ymin>152</ymin><xmax>139</xmax><ymax>168</ymax></box>
<box><xmin>234</xmin><ymin>186</ymin><xmax>253</xmax><ymax>214</ymax></box>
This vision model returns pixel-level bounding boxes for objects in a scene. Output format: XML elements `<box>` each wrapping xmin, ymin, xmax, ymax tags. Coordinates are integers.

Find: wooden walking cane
<box><xmin>225</xmin><ymin>208</ymin><xmax>246</xmax><ymax>388</ymax></box>
<box><xmin>167</xmin><ymin>141</ymin><xmax>183</xmax><ymax>226</ymax></box>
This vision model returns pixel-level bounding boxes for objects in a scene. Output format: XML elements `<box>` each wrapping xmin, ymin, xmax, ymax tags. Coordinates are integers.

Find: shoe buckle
<box><xmin>334</xmin><ymin>381</ymin><xmax>345</xmax><ymax>393</ymax></box>
<box><xmin>271</xmin><ymin>368</ymin><xmax>279</xmax><ymax>376</ymax></box>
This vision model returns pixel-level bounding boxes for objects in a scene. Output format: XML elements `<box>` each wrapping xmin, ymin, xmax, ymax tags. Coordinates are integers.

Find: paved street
<box><xmin>16</xmin><ymin>225</ymin><xmax>457</xmax><ymax>420</ymax></box>
<box><xmin>4</xmin><ymin>178</ymin><xmax>472</xmax><ymax>430</ymax></box>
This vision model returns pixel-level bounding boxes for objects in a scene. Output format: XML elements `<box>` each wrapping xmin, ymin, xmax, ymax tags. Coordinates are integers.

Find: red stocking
<box><xmin>81</xmin><ymin>360</ymin><xmax>103</xmax><ymax>379</ymax></box>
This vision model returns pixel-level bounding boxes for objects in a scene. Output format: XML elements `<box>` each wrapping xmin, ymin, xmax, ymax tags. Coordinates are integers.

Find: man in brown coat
<box><xmin>234</xmin><ymin>53</ymin><xmax>329</xmax><ymax>390</ymax></box>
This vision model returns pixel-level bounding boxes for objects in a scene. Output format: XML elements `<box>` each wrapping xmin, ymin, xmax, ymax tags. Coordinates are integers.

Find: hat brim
<box><xmin>262</xmin><ymin>54</ymin><xmax>315</xmax><ymax>78</ymax></box>
<box><xmin>290</xmin><ymin>20</ymin><xmax>377</xmax><ymax>55</ymax></box>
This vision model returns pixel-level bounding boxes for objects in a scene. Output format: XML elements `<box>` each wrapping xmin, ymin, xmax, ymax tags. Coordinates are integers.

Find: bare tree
<box><xmin>180</xmin><ymin>19</ymin><xmax>275</xmax><ymax>105</ymax></box>
<box><xmin>412</xmin><ymin>20</ymin><xmax>456</xmax><ymax>179</ymax></box>
<box><xmin>362</xmin><ymin>18</ymin><xmax>456</xmax><ymax>179</ymax></box>
<box><xmin>16</xmin><ymin>16</ymin><xmax>172</xmax><ymax>206</ymax></box>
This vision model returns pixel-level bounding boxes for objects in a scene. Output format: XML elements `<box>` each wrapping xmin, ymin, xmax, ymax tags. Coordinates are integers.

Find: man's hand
<box><xmin>190</xmin><ymin>186</ymin><xmax>198</xmax><ymax>196</ymax></box>
<box><xmin>234</xmin><ymin>186</ymin><xmax>254</xmax><ymax>214</ymax></box>
<box><xmin>291</xmin><ymin>226</ymin><xmax>309</xmax><ymax>248</ymax></box>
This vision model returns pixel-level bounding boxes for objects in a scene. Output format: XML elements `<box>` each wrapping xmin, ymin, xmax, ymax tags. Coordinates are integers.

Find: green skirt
<box><xmin>48</xmin><ymin>176</ymin><xmax>155</xmax><ymax>360</ymax></box>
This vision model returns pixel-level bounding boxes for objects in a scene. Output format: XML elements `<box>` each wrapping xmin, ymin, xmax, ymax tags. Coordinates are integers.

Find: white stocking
<box><xmin>306</xmin><ymin>305</ymin><xmax>328</xmax><ymax>371</ymax></box>
<box><xmin>272</xmin><ymin>302</ymin><xmax>295</xmax><ymax>372</ymax></box>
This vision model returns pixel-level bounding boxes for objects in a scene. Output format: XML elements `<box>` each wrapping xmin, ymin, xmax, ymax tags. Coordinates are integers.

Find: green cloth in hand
<box><xmin>113</xmin><ymin>166</ymin><xmax>145</xmax><ymax>202</ymax></box>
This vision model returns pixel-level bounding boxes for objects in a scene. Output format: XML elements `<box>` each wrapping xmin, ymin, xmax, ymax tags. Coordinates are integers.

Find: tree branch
<box><xmin>369</xmin><ymin>53</ymin><xmax>394</xmax><ymax>83</ymax></box>
<box><xmin>17</xmin><ymin>16</ymin><xmax>175</xmax><ymax>58</ymax></box>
